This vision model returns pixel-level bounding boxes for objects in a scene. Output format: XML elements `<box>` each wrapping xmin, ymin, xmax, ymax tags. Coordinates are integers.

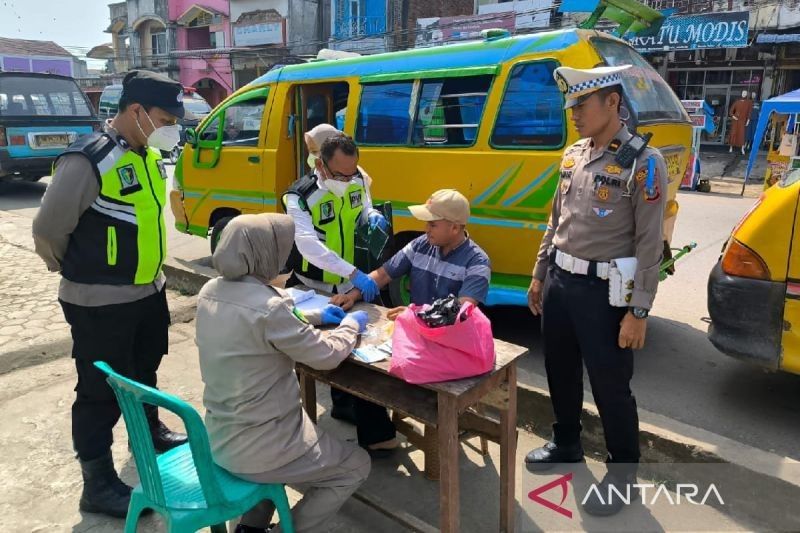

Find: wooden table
<box><xmin>296</xmin><ymin>304</ymin><xmax>529</xmax><ymax>533</ymax></box>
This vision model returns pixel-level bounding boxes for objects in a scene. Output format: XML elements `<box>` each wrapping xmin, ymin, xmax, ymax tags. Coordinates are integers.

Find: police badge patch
<box><xmin>593</xmin><ymin>207</ymin><xmax>614</xmax><ymax>217</ymax></box>
<box><xmin>349</xmin><ymin>190</ymin><xmax>362</xmax><ymax>209</ymax></box>
<box><xmin>117</xmin><ymin>164</ymin><xmax>142</xmax><ymax>195</ymax></box>
<box><xmin>319</xmin><ymin>200</ymin><xmax>335</xmax><ymax>224</ymax></box>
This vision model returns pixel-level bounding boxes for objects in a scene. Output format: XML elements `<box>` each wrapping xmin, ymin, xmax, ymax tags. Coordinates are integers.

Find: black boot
<box><xmin>524</xmin><ymin>441</ymin><xmax>584</xmax><ymax>472</ymax></box>
<box><xmin>581</xmin><ymin>468</ymin><xmax>639</xmax><ymax>516</ymax></box>
<box><xmin>79</xmin><ymin>451</ymin><xmax>132</xmax><ymax>518</ymax></box>
<box><xmin>145</xmin><ymin>405</ymin><xmax>188</xmax><ymax>453</ymax></box>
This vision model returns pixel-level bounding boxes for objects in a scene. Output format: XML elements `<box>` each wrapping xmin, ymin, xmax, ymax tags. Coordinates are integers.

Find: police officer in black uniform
<box><xmin>524</xmin><ymin>65</ymin><xmax>669</xmax><ymax>516</ymax></box>
<box><xmin>33</xmin><ymin>71</ymin><xmax>189</xmax><ymax>518</ymax></box>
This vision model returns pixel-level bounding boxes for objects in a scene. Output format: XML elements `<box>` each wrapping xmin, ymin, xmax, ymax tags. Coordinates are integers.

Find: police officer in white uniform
<box><xmin>524</xmin><ymin>65</ymin><xmax>669</xmax><ymax>516</ymax></box>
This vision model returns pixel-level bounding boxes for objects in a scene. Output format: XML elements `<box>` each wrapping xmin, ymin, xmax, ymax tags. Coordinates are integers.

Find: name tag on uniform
<box><xmin>157</xmin><ymin>160</ymin><xmax>168</xmax><ymax>180</ymax></box>
<box><xmin>349</xmin><ymin>190</ymin><xmax>362</xmax><ymax>209</ymax></box>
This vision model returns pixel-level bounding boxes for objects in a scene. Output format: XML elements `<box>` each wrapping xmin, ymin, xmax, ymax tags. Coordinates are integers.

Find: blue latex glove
<box><xmin>351</xmin><ymin>270</ymin><xmax>379</xmax><ymax>302</ymax></box>
<box><xmin>346</xmin><ymin>310</ymin><xmax>369</xmax><ymax>333</ymax></box>
<box><xmin>368</xmin><ymin>211</ymin><xmax>389</xmax><ymax>232</ymax></box>
<box><xmin>320</xmin><ymin>304</ymin><xmax>346</xmax><ymax>325</ymax></box>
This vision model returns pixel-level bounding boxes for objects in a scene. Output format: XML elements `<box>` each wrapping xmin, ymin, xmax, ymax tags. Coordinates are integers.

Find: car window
<box><xmin>184</xmin><ymin>98</ymin><xmax>212</xmax><ymax>116</ymax></box>
<box><xmin>356</xmin><ymin>82</ymin><xmax>414</xmax><ymax>145</ymax></box>
<box><xmin>0</xmin><ymin>76</ymin><xmax>93</xmax><ymax>117</ymax></box>
<box><xmin>780</xmin><ymin>168</ymin><xmax>800</xmax><ymax>188</ymax></box>
<box><xmin>592</xmin><ymin>38</ymin><xmax>688</xmax><ymax>124</ymax></box>
<box><xmin>412</xmin><ymin>75</ymin><xmax>492</xmax><ymax>147</ymax></box>
<box><xmin>200</xmin><ymin>116</ymin><xmax>220</xmax><ymax>141</ymax></box>
<box><xmin>492</xmin><ymin>61</ymin><xmax>564</xmax><ymax>148</ymax></box>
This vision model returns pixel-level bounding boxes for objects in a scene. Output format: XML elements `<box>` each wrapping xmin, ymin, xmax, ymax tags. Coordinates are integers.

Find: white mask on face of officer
<box><xmin>136</xmin><ymin>108</ymin><xmax>181</xmax><ymax>151</ymax></box>
<box><xmin>325</xmin><ymin>178</ymin><xmax>351</xmax><ymax>197</ymax></box>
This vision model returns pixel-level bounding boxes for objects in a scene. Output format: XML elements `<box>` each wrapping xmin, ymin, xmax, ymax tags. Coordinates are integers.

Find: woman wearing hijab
<box><xmin>196</xmin><ymin>213</ymin><xmax>371</xmax><ymax>533</ymax></box>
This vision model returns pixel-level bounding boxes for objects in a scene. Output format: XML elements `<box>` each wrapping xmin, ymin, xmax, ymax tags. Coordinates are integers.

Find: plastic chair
<box><xmin>94</xmin><ymin>361</ymin><xmax>295</xmax><ymax>533</ymax></box>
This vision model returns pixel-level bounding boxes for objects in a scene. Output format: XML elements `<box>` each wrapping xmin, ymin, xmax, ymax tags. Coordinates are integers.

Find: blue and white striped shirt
<box><xmin>383</xmin><ymin>234</ymin><xmax>491</xmax><ymax>306</ymax></box>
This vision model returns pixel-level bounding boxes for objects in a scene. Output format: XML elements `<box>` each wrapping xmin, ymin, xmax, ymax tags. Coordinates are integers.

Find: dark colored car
<box><xmin>0</xmin><ymin>72</ymin><xmax>101</xmax><ymax>183</ymax></box>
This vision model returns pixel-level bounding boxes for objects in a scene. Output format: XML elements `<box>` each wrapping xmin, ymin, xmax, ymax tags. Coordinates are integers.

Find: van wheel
<box><xmin>210</xmin><ymin>216</ymin><xmax>234</xmax><ymax>254</ymax></box>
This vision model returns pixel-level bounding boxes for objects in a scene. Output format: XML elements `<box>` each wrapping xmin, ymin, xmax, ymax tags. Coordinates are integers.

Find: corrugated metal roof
<box><xmin>0</xmin><ymin>37</ymin><xmax>73</xmax><ymax>58</ymax></box>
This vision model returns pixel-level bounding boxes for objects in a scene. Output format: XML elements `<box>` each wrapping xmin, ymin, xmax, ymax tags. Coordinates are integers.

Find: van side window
<box><xmin>356</xmin><ymin>82</ymin><xmax>413</xmax><ymax>145</ymax></box>
<box><xmin>492</xmin><ymin>61</ymin><xmax>564</xmax><ymax>148</ymax></box>
<box><xmin>413</xmin><ymin>75</ymin><xmax>492</xmax><ymax>147</ymax></box>
<box><xmin>591</xmin><ymin>38</ymin><xmax>688</xmax><ymax>124</ymax></box>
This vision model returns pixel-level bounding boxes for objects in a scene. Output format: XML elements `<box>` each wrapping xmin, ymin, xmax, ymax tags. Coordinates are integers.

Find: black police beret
<box><xmin>121</xmin><ymin>70</ymin><xmax>185</xmax><ymax>119</ymax></box>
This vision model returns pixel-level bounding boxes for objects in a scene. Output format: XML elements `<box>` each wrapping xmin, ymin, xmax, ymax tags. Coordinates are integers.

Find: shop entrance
<box><xmin>704</xmin><ymin>86</ymin><xmax>732</xmax><ymax>144</ymax></box>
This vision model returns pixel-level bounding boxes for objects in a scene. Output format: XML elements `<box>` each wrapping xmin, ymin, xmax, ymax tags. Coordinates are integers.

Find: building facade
<box><xmin>629</xmin><ymin>0</ymin><xmax>800</xmax><ymax>144</ymax></box>
<box><xmin>170</xmin><ymin>0</ymin><xmax>233</xmax><ymax>105</ymax></box>
<box><xmin>105</xmin><ymin>0</ymin><xmax>178</xmax><ymax>79</ymax></box>
<box><xmin>0</xmin><ymin>37</ymin><xmax>88</xmax><ymax>78</ymax></box>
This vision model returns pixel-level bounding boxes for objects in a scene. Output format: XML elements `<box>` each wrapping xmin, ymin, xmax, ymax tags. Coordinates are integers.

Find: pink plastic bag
<box><xmin>389</xmin><ymin>302</ymin><xmax>496</xmax><ymax>384</ymax></box>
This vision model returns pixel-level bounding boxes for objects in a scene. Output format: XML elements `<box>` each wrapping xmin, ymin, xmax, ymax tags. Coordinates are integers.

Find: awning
<box><xmin>755</xmin><ymin>33</ymin><xmax>800</xmax><ymax>44</ymax></box>
<box><xmin>745</xmin><ymin>88</ymin><xmax>800</xmax><ymax>183</ymax></box>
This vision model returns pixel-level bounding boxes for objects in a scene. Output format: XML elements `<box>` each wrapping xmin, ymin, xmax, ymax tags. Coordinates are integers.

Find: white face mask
<box><xmin>137</xmin><ymin>109</ymin><xmax>181</xmax><ymax>151</ymax></box>
<box><xmin>325</xmin><ymin>178</ymin><xmax>351</xmax><ymax>197</ymax></box>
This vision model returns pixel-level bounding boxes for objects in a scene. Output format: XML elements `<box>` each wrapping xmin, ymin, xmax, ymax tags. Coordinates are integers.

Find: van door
<box><xmin>287</xmin><ymin>82</ymin><xmax>350</xmax><ymax>184</ymax></box>
<box><xmin>182</xmin><ymin>88</ymin><xmax>271</xmax><ymax>233</ymax></box>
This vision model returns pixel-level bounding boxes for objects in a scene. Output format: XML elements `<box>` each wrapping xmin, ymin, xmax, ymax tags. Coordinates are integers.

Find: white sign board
<box><xmin>478</xmin><ymin>0</ymin><xmax>552</xmax><ymax>30</ymax></box>
<box><xmin>234</xmin><ymin>22</ymin><xmax>284</xmax><ymax>46</ymax></box>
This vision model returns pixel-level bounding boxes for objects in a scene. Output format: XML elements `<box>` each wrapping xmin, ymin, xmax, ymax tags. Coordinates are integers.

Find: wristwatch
<box><xmin>630</xmin><ymin>307</ymin><xmax>649</xmax><ymax>319</ymax></box>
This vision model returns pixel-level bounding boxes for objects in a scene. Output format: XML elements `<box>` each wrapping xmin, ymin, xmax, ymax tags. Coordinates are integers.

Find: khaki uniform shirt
<box><xmin>196</xmin><ymin>276</ymin><xmax>360</xmax><ymax>474</ymax></box>
<box><xmin>533</xmin><ymin>125</ymin><xmax>668</xmax><ymax>310</ymax></box>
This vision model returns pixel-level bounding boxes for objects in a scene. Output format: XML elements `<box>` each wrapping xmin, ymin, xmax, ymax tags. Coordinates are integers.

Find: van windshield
<box><xmin>0</xmin><ymin>76</ymin><xmax>93</xmax><ymax>117</ymax></box>
<box><xmin>591</xmin><ymin>38</ymin><xmax>689</xmax><ymax>124</ymax></box>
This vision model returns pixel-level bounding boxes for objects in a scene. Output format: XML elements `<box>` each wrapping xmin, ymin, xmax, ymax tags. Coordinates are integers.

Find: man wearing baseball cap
<box><xmin>32</xmin><ymin>70</ymin><xmax>188</xmax><ymax>518</ymax></box>
<box><xmin>331</xmin><ymin>188</ymin><xmax>491</xmax><ymax>456</ymax></box>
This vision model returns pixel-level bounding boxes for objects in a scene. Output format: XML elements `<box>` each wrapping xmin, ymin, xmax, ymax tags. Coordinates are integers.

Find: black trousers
<box><xmin>354</xmin><ymin>398</ymin><xmax>396</xmax><ymax>447</ymax></box>
<box><xmin>542</xmin><ymin>265</ymin><xmax>640</xmax><ymax>463</ymax></box>
<box><xmin>60</xmin><ymin>288</ymin><xmax>170</xmax><ymax>461</ymax></box>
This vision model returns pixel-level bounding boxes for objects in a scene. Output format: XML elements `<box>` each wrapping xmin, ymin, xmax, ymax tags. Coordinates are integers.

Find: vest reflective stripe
<box><xmin>61</xmin><ymin>134</ymin><xmax>167</xmax><ymax>286</ymax></box>
<box><xmin>302</xmin><ymin>179</ymin><xmax>366</xmax><ymax>285</ymax></box>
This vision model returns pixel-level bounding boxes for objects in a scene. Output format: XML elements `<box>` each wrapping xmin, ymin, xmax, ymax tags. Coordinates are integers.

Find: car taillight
<box><xmin>9</xmin><ymin>135</ymin><xmax>25</xmax><ymax>146</ymax></box>
<box><xmin>0</xmin><ymin>126</ymin><xmax>6</xmax><ymax>146</ymax></box>
<box><xmin>721</xmin><ymin>239</ymin><xmax>770</xmax><ymax>280</ymax></box>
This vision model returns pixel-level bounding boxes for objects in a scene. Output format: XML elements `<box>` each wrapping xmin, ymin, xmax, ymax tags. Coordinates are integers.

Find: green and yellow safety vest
<box><xmin>283</xmin><ymin>173</ymin><xmax>366</xmax><ymax>285</ymax></box>
<box><xmin>60</xmin><ymin>132</ymin><xmax>167</xmax><ymax>285</ymax></box>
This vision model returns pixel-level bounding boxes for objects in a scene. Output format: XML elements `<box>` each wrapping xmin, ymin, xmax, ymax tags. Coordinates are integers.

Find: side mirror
<box><xmin>185</xmin><ymin>127</ymin><xmax>197</xmax><ymax>146</ymax></box>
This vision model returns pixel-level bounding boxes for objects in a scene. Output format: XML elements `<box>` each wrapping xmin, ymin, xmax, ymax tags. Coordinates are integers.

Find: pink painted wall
<box><xmin>169</xmin><ymin>0</ymin><xmax>229</xmax><ymax>21</ymax></box>
<box><xmin>169</xmin><ymin>0</ymin><xmax>233</xmax><ymax>104</ymax></box>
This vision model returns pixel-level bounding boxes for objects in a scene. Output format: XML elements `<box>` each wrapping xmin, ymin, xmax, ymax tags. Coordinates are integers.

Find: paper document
<box><xmin>286</xmin><ymin>287</ymin><xmax>332</xmax><ymax>313</ymax></box>
<box><xmin>353</xmin><ymin>340</ymin><xmax>392</xmax><ymax>363</ymax></box>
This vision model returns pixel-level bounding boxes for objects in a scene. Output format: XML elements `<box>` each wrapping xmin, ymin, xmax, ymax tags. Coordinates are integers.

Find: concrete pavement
<box><xmin>1</xmin><ymin>163</ymin><xmax>798</xmax><ymax>530</ymax></box>
<box><xmin>0</xmin><ymin>319</ymin><xmax>759</xmax><ymax>532</ymax></box>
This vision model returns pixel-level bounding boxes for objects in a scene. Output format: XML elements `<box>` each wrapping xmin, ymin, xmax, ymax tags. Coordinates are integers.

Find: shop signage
<box><xmin>415</xmin><ymin>12</ymin><xmax>516</xmax><ymax>47</ymax></box>
<box><xmin>627</xmin><ymin>11</ymin><xmax>749</xmax><ymax>52</ymax></box>
<box><xmin>233</xmin><ymin>10</ymin><xmax>285</xmax><ymax>46</ymax></box>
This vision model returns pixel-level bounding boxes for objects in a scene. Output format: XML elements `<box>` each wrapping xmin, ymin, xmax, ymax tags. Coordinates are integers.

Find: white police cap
<box><xmin>553</xmin><ymin>65</ymin><xmax>631</xmax><ymax>109</ymax></box>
